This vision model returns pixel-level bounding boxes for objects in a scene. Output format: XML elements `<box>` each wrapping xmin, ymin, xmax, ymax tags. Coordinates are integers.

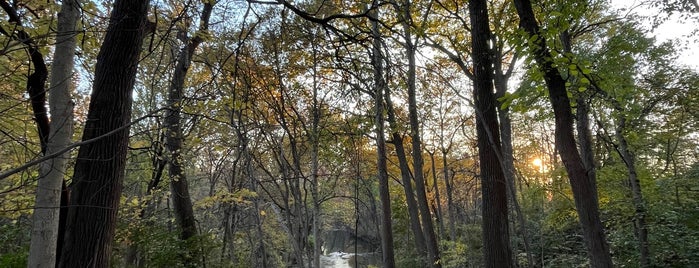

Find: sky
<box><xmin>610</xmin><ymin>0</ymin><xmax>699</xmax><ymax>70</ymax></box>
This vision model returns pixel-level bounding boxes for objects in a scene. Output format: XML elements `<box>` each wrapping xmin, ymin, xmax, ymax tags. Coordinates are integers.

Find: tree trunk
<box><xmin>576</xmin><ymin>97</ymin><xmax>600</xmax><ymax>209</ymax></box>
<box><xmin>385</xmin><ymin>86</ymin><xmax>428</xmax><ymax>259</ymax></box>
<box><xmin>163</xmin><ymin>3</ymin><xmax>213</xmax><ymax>265</ymax></box>
<box><xmin>370</xmin><ymin>6</ymin><xmax>396</xmax><ymax>266</ymax></box>
<box><xmin>562</xmin><ymin>29</ymin><xmax>599</xmax><ymax>204</ymax></box>
<box><xmin>441</xmin><ymin>150</ymin><xmax>457</xmax><ymax>241</ymax></box>
<box><xmin>58</xmin><ymin>0</ymin><xmax>150</xmax><ymax>266</ymax></box>
<box><xmin>0</xmin><ymin>0</ymin><xmax>50</xmax><ymax>152</ymax></box>
<box><xmin>310</xmin><ymin>44</ymin><xmax>322</xmax><ymax>268</ymax></box>
<box><xmin>395</xmin><ymin>1</ymin><xmax>442</xmax><ymax>265</ymax></box>
<box><xmin>615</xmin><ymin>117</ymin><xmax>650</xmax><ymax>268</ymax></box>
<box><xmin>512</xmin><ymin>0</ymin><xmax>613</xmax><ymax>266</ymax></box>
<box><xmin>429</xmin><ymin>151</ymin><xmax>446</xmax><ymax>239</ymax></box>
<box><xmin>494</xmin><ymin>49</ymin><xmax>534</xmax><ymax>268</ymax></box>
<box><xmin>469</xmin><ymin>0</ymin><xmax>514</xmax><ymax>266</ymax></box>
<box><xmin>28</xmin><ymin>0</ymin><xmax>78</xmax><ymax>266</ymax></box>
<box><xmin>496</xmin><ymin>88</ymin><xmax>534</xmax><ymax>268</ymax></box>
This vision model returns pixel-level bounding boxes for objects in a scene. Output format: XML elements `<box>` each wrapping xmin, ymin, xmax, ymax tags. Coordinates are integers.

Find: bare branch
<box><xmin>0</xmin><ymin>108</ymin><xmax>166</xmax><ymax>181</ymax></box>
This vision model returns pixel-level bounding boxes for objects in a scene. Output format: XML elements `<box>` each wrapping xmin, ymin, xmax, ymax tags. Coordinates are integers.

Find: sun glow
<box><xmin>532</xmin><ymin>158</ymin><xmax>543</xmax><ymax>168</ymax></box>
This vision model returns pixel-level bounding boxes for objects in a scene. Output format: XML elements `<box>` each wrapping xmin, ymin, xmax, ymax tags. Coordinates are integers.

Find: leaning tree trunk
<box><xmin>470</xmin><ymin>0</ymin><xmax>514</xmax><ymax>266</ymax></box>
<box><xmin>512</xmin><ymin>0</ymin><xmax>613</xmax><ymax>266</ymax></box>
<box><xmin>163</xmin><ymin>3</ymin><xmax>213</xmax><ymax>265</ymax></box>
<box><xmin>615</xmin><ymin>117</ymin><xmax>650</xmax><ymax>267</ymax></box>
<box><xmin>385</xmin><ymin>86</ymin><xmax>429</xmax><ymax>259</ymax></box>
<box><xmin>27</xmin><ymin>0</ymin><xmax>78</xmax><ymax>267</ymax></box>
<box><xmin>58</xmin><ymin>0</ymin><xmax>150</xmax><ymax>266</ymax></box>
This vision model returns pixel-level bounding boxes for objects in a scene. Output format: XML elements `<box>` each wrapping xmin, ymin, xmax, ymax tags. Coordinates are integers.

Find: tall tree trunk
<box><xmin>28</xmin><ymin>0</ymin><xmax>78</xmax><ymax>266</ymax></box>
<box><xmin>58</xmin><ymin>0</ymin><xmax>150</xmax><ymax>266</ymax></box>
<box><xmin>429</xmin><ymin>151</ymin><xmax>445</xmax><ymax>239</ymax></box>
<box><xmin>562</xmin><ymin>29</ymin><xmax>600</xmax><ymax>203</ymax></box>
<box><xmin>163</xmin><ymin>3</ymin><xmax>213</xmax><ymax>265</ymax></box>
<box><xmin>512</xmin><ymin>0</ymin><xmax>613</xmax><ymax>266</ymax></box>
<box><xmin>441</xmin><ymin>150</ymin><xmax>457</xmax><ymax>241</ymax></box>
<box><xmin>615</xmin><ymin>117</ymin><xmax>650</xmax><ymax>267</ymax></box>
<box><xmin>576</xmin><ymin>97</ymin><xmax>600</xmax><ymax>210</ymax></box>
<box><xmin>385</xmin><ymin>86</ymin><xmax>428</xmax><ymax>259</ymax></box>
<box><xmin>370</xmin><ymin>6</ymin><xmax>396</xmax><ymax>267</ymax></box>
<box><xmin>310</xmin><ymin>43</ymin><xmax>322</xmax><ymax>268</ymax></box>
<box><xmin>1</xmin><ymin>0</ymin><xmax>76</xmax><ymax>267</ymax></box>
<box><xmin>494</xmin><ymin>51</ymin><xmax>534</xmax><ymax>267</ymax></box>
<box><xmin>469</xmin><ymin>0</ymin><xmax>513</xmax><ymax>266</ymax></box>
<box><xmin>395</xmin><ymin>1</ymin><xmax>442</xmax><ymax>266</ymax></box>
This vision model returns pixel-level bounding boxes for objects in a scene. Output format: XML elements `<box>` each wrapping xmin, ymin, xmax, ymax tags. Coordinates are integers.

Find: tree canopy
<box><xmin>0</xmin><ymin>0</ymin><xmax>697</xmax><ymax>267</ymax></box>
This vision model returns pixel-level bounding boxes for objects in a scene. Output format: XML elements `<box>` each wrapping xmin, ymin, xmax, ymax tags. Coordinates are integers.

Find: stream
<box><xmin>320</xmin><ymin>252</ymin><xmax>352</xmax><ymax>268</ymax></box>
<box><xmin>319</xmin><ymin>251</ymin><xmax>381</xmax><ymax>268</ymax></box>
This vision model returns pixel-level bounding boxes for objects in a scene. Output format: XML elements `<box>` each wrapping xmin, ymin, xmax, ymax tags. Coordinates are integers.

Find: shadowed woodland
<box><xmin>0</xmin><ymin>0</ymin><xmax>698</xmax><ymax>267</ymax></box>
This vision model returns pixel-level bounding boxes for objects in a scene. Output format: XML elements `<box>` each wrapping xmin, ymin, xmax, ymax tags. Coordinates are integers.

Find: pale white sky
<box><xmin>610</xmin><ymin>0</ymin><xmax>699</xmax><ymax>70</ymax></box>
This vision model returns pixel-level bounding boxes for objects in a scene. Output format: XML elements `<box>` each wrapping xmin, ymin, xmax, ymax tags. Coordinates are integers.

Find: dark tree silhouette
<box><xmin>58</xmin><ymin>0</ymin><xmax>150</xmax><ymax>266</ymax></box>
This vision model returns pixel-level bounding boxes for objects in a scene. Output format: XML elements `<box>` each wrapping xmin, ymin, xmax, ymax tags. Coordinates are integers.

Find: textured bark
<box><xmin>512</xmin><ymin>0</ymin><xmax>613</xmax><ymax>266</ymax></box>
<box><xmin>58</xmin><ymin>0</ymin><xmax>149</xmax><ymax>266</ymax></box>
<box><xmin>576</xmin><ymin>98</ymin><xmax>600</xmax><ymax>205</ymax></box>
<box><xmin>28</xmin><ymin>0</ymin><xmax>78</xmax><ymax>267</ymax></box>
<box><xmin>371</xmin><ymin>7</ymin><xmax>395</xmax><ymax>267</ymax></box>
<box><xmin>164</xmin><ymin>3</ymin><xmax>213</xmax><ymax>264</ymax></box>
<box><xmin>469</xmin><ymin>0</ymin><xmax>513</xmax><ymax>266</ymax></box>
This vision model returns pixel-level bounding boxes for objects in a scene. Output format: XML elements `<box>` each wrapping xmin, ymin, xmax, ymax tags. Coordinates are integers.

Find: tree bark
<box><xmin>576</xmin><ymin>97</ymin><xmax>600</xmax><ymax>207</ymax></box>
<box><xmin>164</xmin><ymin>2</ymin><xmax>213</xmax><ymax>264</ymax></box>
<box><xmin>494</xmin><ymin>41</ymin><xmax>537</xmax><ymax>267</ymax></box>
<box><xmin>370</xmin><ymin>6</ymin><xmax>396</xmax><ymax>266</ymax></box>
<box><xmin>58</xmin><ymin>0</ymin><xmax>150</xmax><ymax>266</ymax></box>
<box><xmin>495</xmin><ymin>70</ymin><xmax>534</xmax><ymax>268</ymax></box>
<box><xmin>615</xmin><ymin>117</ymin><xmax>650</xmax><ymax>268</ymax></box>
<box><xmin>429</xmin><ymin>151</ymin><xmax>446</xmax><ymax>239</ymax></box>
<box><xmin>310</xmin><ymin>42</ymin><xmax>322</xmax><ymax>268</ymax></box>
<box><xmin>394</xmin><ymin>0</ymin><xmax>442</xmax><ymax>265</ymax></box>
<box><xmin>512</xmin><ymin>0</ymin><xmax>613</xmax><ymax>266</ymax></box>
<box><xmin>441</xmin><ymin>150</ymin><xmax>457</xmax><ymax>241</ymax></box>
<box><xmin>469</xmin><ymin>0</ymin><xmax>514</xmax><ymax>266</ymax></box>
<box><xmin>28</xmin><ymin>0</ymin><xmax>78</xmax><ymax>267</ymax></box>
<box><xmin>385</xmin><ymin>86</ymin><xmax>428</xmax><ymax>259</ymax></box>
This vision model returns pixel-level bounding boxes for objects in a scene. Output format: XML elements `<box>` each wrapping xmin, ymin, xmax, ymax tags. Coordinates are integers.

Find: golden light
<box><xmin>532</xmin><ymin>158</ymin><xmax>543</xmax><ymax>168</ymax></box>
